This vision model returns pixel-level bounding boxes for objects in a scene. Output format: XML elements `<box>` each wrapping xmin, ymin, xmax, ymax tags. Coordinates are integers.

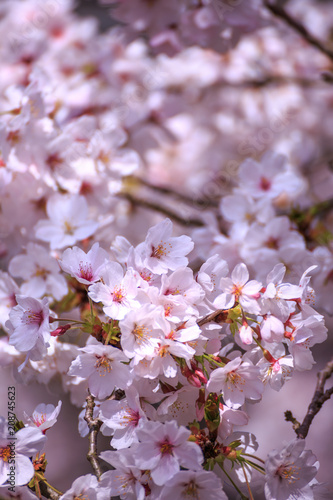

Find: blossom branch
<box><xmin>295</xmin><ymin>357</ymin><xmax>333</xmax><ymax>439</ymax></box>
<box><xmin>117</xmin><ymin>192</ymin><xmax>205</xmax><ymax>227</ymax></box>
<box><xmin>30</xmin><ymin>473</ymin><xmax>63</xmax><ymax>500</ymax></box>
<box><xmin>84</xmin><ymin>393</ymin><xmax>103</xmax><ymax>479</ymax></box>
<box><xmin>264</xmin><ymin>0</ymin><xmax>333</xmax><ymax>62</ymax></box>
<box><xmin>132</xmin><ymin>176</ymin><xmax>219</xmax><ymax>208</ymax></box>
<box><xmin>197</xmin><ymin>309</ymin><xmax>228</xmax><ymax>327</ymax></box>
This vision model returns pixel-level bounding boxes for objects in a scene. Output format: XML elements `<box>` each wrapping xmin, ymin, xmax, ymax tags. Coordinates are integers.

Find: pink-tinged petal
<box><xmin>173</xmin><ymin>441</ymin><xmax>203</xmax><ymax>469</ymax></box>
<box><xmin>206</xmin><ymin>368</ymin><xmax>227</xmax><ymax>393</ymax></box>
<box><xmin>73</xmin><ymin>221</ymin><xmax>99</xmax><ymax>240</ymax></box>
<box><xmin>14</xmin><ymin>455</ymin><xmax>35</xmax><ymax>486</ymax></box>
<box><xmin>134</xmin><ymin>442</ymin><xmax>160</xmax><ymax>469</ymax></box>
<box><xmin>242</xmin><ymin>280</ymin><xmax>262</xmax><ymax>296</ymax></box>
<box><xmin>266</xmin><ymin>263</ymin><xmax>286</xmax><ymax>285</ymax></box>
<box><xmin>220</xmin><ymin>195</ymin><xmax>249</xmax><ymax>222</ymax></box>
<box><xmin>222</xmin><ymin>408</ymin><xmax>249</xmax><ymax>426</ymax></box>
<box><xmin>68</xmin><ymin>354</ymin><xmax>96</xmax><ymax>377</ymax></box>
<box><xmin>112</xmin><ymin>426</ymin><xmax>137</xmax><ymax>449</ymax></box>
<box><xmin>9</xmin><ymin>326</ymin><xmax>38</xmax><ymax>351</ymax></box>
<box><xmin>151</xmin><ymin>454</ymin><xmax>179</xmax><ymax>485</ymax></box>
<box><xmin>219</xmin><ymin>277</ymin><xmax>234</xmax><ymax>293</ymax></box>
<box><xmin>89</xmin><ymin>371</ymin><xmax>115</xmax><ymax>399</ymax></box>
<box><xmin>277</xmin><ymin>284</ymin><xmax>302</xmax><ymax>299</ymax></box>
<box><xmin>239</xmin><ymin>296</ymin><xmax>261</xmax><ymax>314</ymax></box>
<box><xmin>264</xmin><ymin>282</ymin><xmax>276</xmax><ymax>299</ymax></box>
<box><xmin>231</xmin><ymin>263</ymin><xmax>249</xmax><ymax>286</ymax></box>
<box><xmin>16</xmin><ymin>427</ymin><xmax>46</xmax><ymax>455</ymax></box>
<box><xmin>239</xmin><ymin>325</ymin><xmax>253</xmax><ymax>345</ymax></box>
<box><xmin>0</xmin><ymin>461</ymin><xmax>9</xmax><ymax>485</ymax></box>
<box><xmin>213</xmin><ymin>293</ymin><xmax>235</xmax><ymax>310</ymax></box>
<box><xmin>223</xmin><ymin>385</ymin><xmax>245</xmax><ymax>409</ymax></box>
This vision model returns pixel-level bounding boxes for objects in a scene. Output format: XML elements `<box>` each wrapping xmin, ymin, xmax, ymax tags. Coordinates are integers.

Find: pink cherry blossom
<box><xmin>136</xmin><ymin>218</ymin><xmax>194</xmax><ymax>275</ymax></box>
<box><xmin>23</xmin><ymin>400</ymin><xmax>62</xmax><ymax>434</ymax></box>
<box><xmin>133</xmin><ymin>420</ymin><xmax>203</xmax><ymax>485</ymax></box>
<box><xmin>59</xmin><ymin>242</ymin><xmax>110</xmax><ymax>285</ymax></box>
<box><xmin>88</xmin><ymin>262</ymin><xmax>145</xmax><ymax>320</ymax></box>
<box><xmin>6</xmin><ymin>295</ymin><xmax>52</xmax><ymax>369</ymax></box>
<box><xmin>213</xmin><ymin>263</ymin><xmax>262</xmax><ymax>314</ymax></box>
<box><xmin>264</xmin><ymin>439</ymin><xmax>318</xmax><ymax>500</ymax></box>
<box><xmin>206</xmin><ymin>356</ymin><xmax>264</xmax><ymax>409</ymax></box>
<box><xmin>34</xmin><ymin>193</ymin><xmax>98</xmax><ymax>250</ymax></box>
<box><xmin>68</xmin><ymin>344</ymin><xmax>131</xmax><ymax>399</ymax></box>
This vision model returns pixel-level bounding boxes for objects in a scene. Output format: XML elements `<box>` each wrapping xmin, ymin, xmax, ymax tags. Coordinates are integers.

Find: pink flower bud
<box><xmin>51</xmin><ymin>324</ymin><xmax>71</xmax><ymax>337</ymax></box>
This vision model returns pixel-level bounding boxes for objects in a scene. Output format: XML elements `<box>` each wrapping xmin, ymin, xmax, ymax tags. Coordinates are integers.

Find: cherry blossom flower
<box><xmin>157</xmin><ymin>469</ymin><xmax>228</xmax><ymax>500</ymax></box>
<box><xmin>23</xmin><ymin>401</ymin><xmax>62</xmax><ymax>434</ymax></box>
<box><xmin>206</xmin><ymin>356</ymin><xmax>264</xmax><ymax>409</ymax></box>
<box><xmin>261</xmin><ymin>263</ymin><xmax>303</xmax><ymax>322</ymax></box>
<box><xmin>68</xmin><ymin>344</ymin><xmax>131</xmax><ymax>399</ymax></box>
<box><xmin>256</xmin><ymin>344</ymin><xmax>294</xmax><ymax>391</ymax></box>
<box><xmin>88</xmin><ymin>262</ymin><xmax>145</xmax><ymax>320</ymax></box>
<box><xmin>99</xmin><ymin>449</ymin><xmax>149</xmax><ymax>500</ymax></box>
<box><xmin>6</xmin><ymin>295</ymin><xmax>52</xmax><ymax>369</ymax></box>
<box><xmin>133</xmin><ymin>420</ymin><xmax>203</xmax><ymax>485</ymax></box>
<box><xmin>218</xmin><ymin>404</ymin><xmax>249</xmax><ymax>441</ymax></box>
<box><xmin>34</xmin><ymin>193</ymin><xmax>98</xmax><ymax>250</ymax></box>
<box><xmin>213</xmin><ymin>263</ymin><xmax>262</xmax><ymax>314</ymax></box>
<box><xmin>0</xmin><ymin>271</ymin><xmax>19</xmax><ymax>329</ymax></box>
<box><xmin>60</xmin><ymin>474</ymin><xmax>100</xmax><ymax>500</ymax></box>
<box><xmin>238</xmin><ymin>152</ymin><xmax>306</xmax><ymax>201</ymax></box>
<box><xmin>100</xmin><ymin>387</ymin><xmax>146</xmax><ymax>450</ymax></box>
<box><xmin>119</xmin><ymin>304</ymin><xmax>163</xmax><ymax>359</ymax></box>
<box><xmin>264</xmin><ymin>439</ymin><xmax>318</xmax><ymax>500</ymax></box>
<box><xmin>59</xmin><ymin>242</ymin><xmax>110</xmax><ymax>285</ymax></box>
<box><xmin>9</xmin><ymin>243</ymin><xmax>68</xmax><ymax>300</ymax></box>
<box><xmin>0</xmin><ymin>420</ymin><xmax>46</xmax><ymax>487</ymax></box>
<box><xmin>136</xmin><ymin>219</ymin><xmax>194</xmax><ymax>275</ymax></box>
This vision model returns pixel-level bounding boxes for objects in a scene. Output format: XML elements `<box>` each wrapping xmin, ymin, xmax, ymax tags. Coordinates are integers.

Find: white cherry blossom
<box><xmin>133</xmin><ymin>420</ymin><xmax>203</xmax><ymax>485</ymax></box>
<box><xmin>23</xmin><ymin>400</ymin><xmax>62</xmax><ymax>434</ymax></box>
<box><xmin>59</xmin><ymin>242</ymin><xmax>110</xmax><ymax>285</ymax></box>
<box><xmin>6</xmin><ymin>295</ymin><xmax>52</xmax><ymax>369</ymax></box>
<box><xmin>88</xmin><ymin>262</ymin><xmax>145</xmax><ymax>320</ymax></box>
<box><xmin>213</xmin><ymin>263</ymin><xmax>262</xmax><ymax>314</ymax></box>
<box><xmin>206</xmin><ymin>356</ymin><xmax>264</xmax><ymax>409</ymax></box>
<box><xmin>34</xmin><ymin>193</ymin><xmax>98</xmax><ymax>250</ymax></box>
<box><xmin>68</xmin><ymin>344</ymin><xmax>131</xmax><ymax>399</ymax></box>
<box><xmin>136</xmin><ymin>218</ymin><xmax>194</xmax><ymax>275</ymax></box>
<box><xmin>264</xmin><ymin>439</ymin><xmax>318</xmax><ymax>500</ymax></box>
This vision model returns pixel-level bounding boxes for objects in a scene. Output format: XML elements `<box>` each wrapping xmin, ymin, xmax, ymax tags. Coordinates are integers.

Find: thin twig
<box><xmin>197</xmin><ymin>309</ymin><xmax>227</xmax><ymax>327</ymax></box>
<box><xmin>264</xmin><ymin>1</ymin><xmax>333</xmax><ymax>62</ymax></box>
<box><xmin>133</xmin><ymin>177</ymin><xmax>219</xmax><ymax>208</ymax></box>
<box><xmin>84</xmin><ymin>393</ymin><xmax>103</xmax><ymax>479</ymax></box>
<box><xmin>117</xmin><ymin>192</ymin><xmax>205</xmax><ymax>227</ymax></box>
<box><xmin>28</xmin><ymin>480</ymin><xmax>62</xmax><ymax>500</ymax></box>
<box><xmin>296</xmin><ymin>357</ymin><xmax>333</xmax><ymax>439</ymax></box>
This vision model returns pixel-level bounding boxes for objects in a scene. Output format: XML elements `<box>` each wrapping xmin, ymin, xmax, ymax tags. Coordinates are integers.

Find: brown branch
<box><xmin>264</xmin><ymin>1</ymin><xmax>333</xmax><ymax>62</ymax></box>
<box><xmin>132</xmin><ymin>176</ymin><xmax>219</xmax><ymax>209</ymax></box>
<box><xmin>197</xmin><ymin>309</ymin><xmax>228</xmax><ymax>328</ymax></box>
<box><xmin>117</xmin><ymin>192</ymin><xmax>205</xmax><ymax>227</ymax></box>
<box><xmin>295</xmin><ymin>357</ymin><xmax>333</xmax><ymax>439</ymax></box>
<box><xmin>28</xmin><ymin>481</ymin><xmax>62</xmax><ymax>500</ymax></box>
<box><xmin>84</xmin><ymin>393</ymin><xmax>103</xmax><ymax>479</ymax></box>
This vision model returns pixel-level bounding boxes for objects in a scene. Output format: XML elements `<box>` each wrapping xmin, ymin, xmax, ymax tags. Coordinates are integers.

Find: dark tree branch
<box><xmin>84</xmin><ymin>393</ymin><xmax>103</xmax><ymax>479</ymax></box>
<box><xmin>264</xmin><ymin>1</ymin><xmax>333</xmax><ymax>62</ymax></box>
<box><xmin>197</xmin><ymin>309</ymin><xmax>228</xmax><ymax>328</ymax></box>
<box><xmin>296</xmin><ymin>357</ymin><xmax>333</xmax><ymax>439</ymax></box>
<box><xmin>131</xmin><ymin>176</ymin><xmax>219</xmax><ymax>209</ymax></box>
<box><xmin>117</xmin><ymin>192</ymin><xmax>205</xmax><ymax>227</ymax></box>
